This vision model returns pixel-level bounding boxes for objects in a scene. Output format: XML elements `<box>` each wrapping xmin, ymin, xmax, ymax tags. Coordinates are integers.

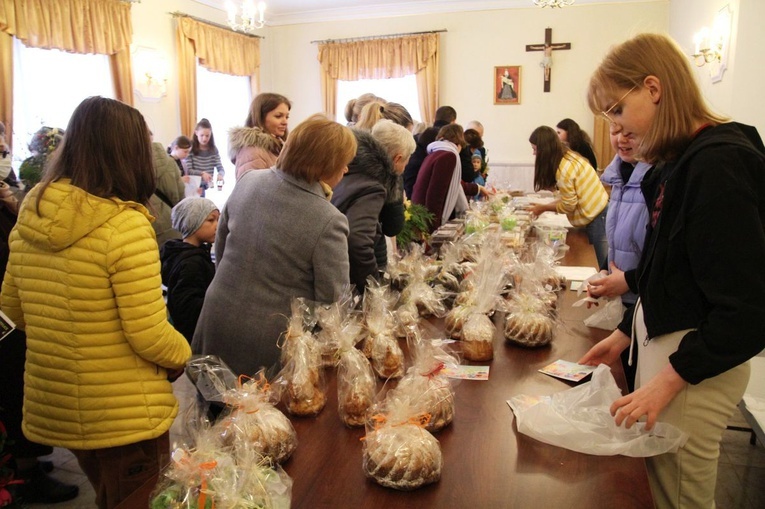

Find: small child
<box><xmin>471</xmin><ymin>153</ymin><xmax>487</xmax><ymax>200</ymax></box>
<box><xmin>161</xmin><ymin>197</ymin><xmax>219</xmax><ymax>342</ymax></box>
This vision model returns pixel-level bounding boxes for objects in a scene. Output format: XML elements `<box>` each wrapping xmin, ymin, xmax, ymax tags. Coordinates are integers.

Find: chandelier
<box><xmin>226</xmin><ymin>0</ymin><xmax>267</xmax><ymax>33</ymax></box>
<box><xmin>533</xmin><ymin>0</ymin><xmax>575</xmax><ymax>7</ymax></box>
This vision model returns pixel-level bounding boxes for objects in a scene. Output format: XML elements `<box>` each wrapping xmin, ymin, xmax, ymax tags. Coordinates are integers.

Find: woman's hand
<box><xmin>181</xmin><ymin>175</ymin><xmax>191</xmax><ymax>183</ymax></box>
<box><xmin>478</xmin><ymin>185</ymin><xmax>495</xmax><ymax>198</ymax></box>
<box><xmin>610</xmin><ymin>363</ymin><xmax>687</xmax><ymax>430</ymax></box>
<box><xmin>200</xmin><ymin>172</ymin><xmax>212</xmax><ymax>183</ymax></box>
<box><xmin>588</xmin><ymin>263</ymin><xmax>629</xmax><ymax>299</ymax></box>
<box><xmin>579</xmin><ymin>329</ymin><xmax>630</xmax><ymax>367</ymax></box>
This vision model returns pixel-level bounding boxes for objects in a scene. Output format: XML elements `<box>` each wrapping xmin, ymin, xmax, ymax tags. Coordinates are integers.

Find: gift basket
<box><xmin>150</xmin><ymin>436</ymin><xmax>293</xmax><ymax>509</ymax></box>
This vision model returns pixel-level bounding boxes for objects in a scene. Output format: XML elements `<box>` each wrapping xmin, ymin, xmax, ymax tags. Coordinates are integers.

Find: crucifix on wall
<box><xmin>525</xmin><ymin>27</ymin><xmax>571</xmax><ymax>92</ymax></box>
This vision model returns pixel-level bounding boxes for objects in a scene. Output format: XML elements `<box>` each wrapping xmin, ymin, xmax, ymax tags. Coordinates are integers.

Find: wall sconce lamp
<box><xmin>133</xmin><ymin>46</ymin><xmax>169</xmax><ymax>101</ymax></box>
<box><xmin>691</xmin><ymin>5</ymin><xmax>732</xmax><ymax>83</ymax></box>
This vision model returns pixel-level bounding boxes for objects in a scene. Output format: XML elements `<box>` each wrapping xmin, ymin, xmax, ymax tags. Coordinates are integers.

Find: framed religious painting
<box><xmin>494</xmin><ymin>66</ymin><xmax>521</xmax><ymax>105</ymax></box>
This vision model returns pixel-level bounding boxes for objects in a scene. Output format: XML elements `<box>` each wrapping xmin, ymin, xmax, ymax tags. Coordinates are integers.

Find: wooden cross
<box><xmin>525</xmin><ymin>27</ymin><xmax>571</xmax><ymax>93</ymax></box>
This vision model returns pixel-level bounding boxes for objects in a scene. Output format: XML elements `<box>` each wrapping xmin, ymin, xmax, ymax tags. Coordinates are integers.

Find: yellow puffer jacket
<box><xmin>0</xmin><ymin>180</ymin><xmax>192</xmax><ymax>450</ymax></box>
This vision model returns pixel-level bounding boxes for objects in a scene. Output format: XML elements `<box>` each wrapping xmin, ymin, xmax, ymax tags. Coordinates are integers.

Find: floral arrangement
<box><xmin>396</xmin><ymin>199</ymin><xmax>434</xmax><ymax>249</ymax></box>
<box><xmin>19</xmin><ymin>127</ymin><xmax>65</xmax><ymax>188</ymax></box>
<box><xmin>0</xmin><ymin>420</ymin><xmax>21</xmax><ymax>507</ymax></box>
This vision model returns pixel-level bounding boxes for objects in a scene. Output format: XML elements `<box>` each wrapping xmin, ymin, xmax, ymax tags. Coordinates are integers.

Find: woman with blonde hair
<box><xmin>193</xmin><ymin>115</ymin><xmax>356</xmax><ymax>376</ymax></box>
<box><xmin>331</xmin><ymin>119</ymin><xmax>415</xmax><ymax>291</ymax></box>
<box><xmin>344</xmin><ymin>92</ymin><xmax>380</xmax><ymax>126</ymax></box>
<box><xmin>229</xmin><ymin>92</ymin><xmax>291</xmax><ymax>181</ymax></box>
<box><xmin>355</xmin><ymin>101</ymin><xmax>414</xmax><ymax>132</ymax></box>
<box><xmin>579</xmin><ymin>33</ymin><xmax>765</xmax><ymax>509</ymax></box>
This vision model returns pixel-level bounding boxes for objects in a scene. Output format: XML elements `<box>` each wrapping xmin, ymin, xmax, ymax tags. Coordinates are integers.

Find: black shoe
<box><xmin>17</xmin><ymin>464</ymin><xmax>79</xmax><ymax>504</ymax></box>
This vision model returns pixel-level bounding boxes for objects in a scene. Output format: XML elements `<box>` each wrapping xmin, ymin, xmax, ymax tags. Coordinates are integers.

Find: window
<box><xmin>11</xmin><ymin>39</ymin><xmax>113</xmax><ymax>168</ymax></box>
<box><xmin>195</xmin><ymin>64</ymin><xmax>252</xmax><ymax>185</ymax></box>
<box><xmin>336</xmin><ymin>75</ymin><xmax>421</xmax><ymax>125</ymax></box>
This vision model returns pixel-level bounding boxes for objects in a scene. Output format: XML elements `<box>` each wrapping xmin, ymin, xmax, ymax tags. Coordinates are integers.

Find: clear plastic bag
<box><xmin>213</xmin><ymin>373</ymin><xmax>297</xmax><ymax>464</ymax></box>
<box><xmin>334</xmin><ymin>317</ymin><xmax>375</xmax><ymax>427</ymax></box>
<box><xmin>572</xmin><ymin>273</ymin><xmax>625</xmax><ymax>330</ymax></box>
<box><xmin>384</xmin><ymin>329</ymin><xmax>459</xmax><ymax>432</ymax></box>
<box><xmin>362</xmin><ymin>395</ymin><xmax>443</xmax><ymax>490</ymax></box>
<box><xmin>274</xmin><ymin>331</ymin><xmax>326</xmax><ymax>416</ymax></box>
<box><xmin>150</xmin><ymin>438</ymin><xmax>293</xmax><ymax>509</ymax></box>
<box><xmin>362</xmin><ymin>280</ymin><xmax>405</xmax><ymax>379</ymax></box>
<box><xmin>508</xmin><ymin>364</ymin><xmax>688</xmax><ymax>457</ymax></box>
<box><xmin>582</xmin><ymin>297</ymin><xmax>624</xmax><ymax>330</ymax></box>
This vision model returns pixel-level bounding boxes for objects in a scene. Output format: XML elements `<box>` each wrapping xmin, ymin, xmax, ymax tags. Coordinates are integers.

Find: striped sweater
<box><xmin>184</xmin><ymin>147</ymin><xmax>225</xmax><ymax>183</ymax></box>
<box><xmin>555</xmin><ymin>151</ymin><xmax>608</xmax><ymax>227</ymax></box>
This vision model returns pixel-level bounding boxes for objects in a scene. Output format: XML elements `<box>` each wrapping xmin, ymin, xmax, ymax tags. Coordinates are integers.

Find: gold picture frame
<box><xmin>494</xmin><ymin>66</ymin><xmax>521</xmax><ymax>105</ymax></box>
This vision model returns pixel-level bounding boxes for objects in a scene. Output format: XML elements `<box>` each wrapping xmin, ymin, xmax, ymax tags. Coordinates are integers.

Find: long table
<box><xmin>283</xmin><ymin>229</ymin><xmax>654</xmax><ymax>508</ymax></box>
<box><xmin>119</xmin><ymin>230</ymin><xmax>654</xmax><ymax>508</ymax></box>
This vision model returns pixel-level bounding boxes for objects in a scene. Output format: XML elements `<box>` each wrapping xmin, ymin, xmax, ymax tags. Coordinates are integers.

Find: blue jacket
<box><xmin>601</xmin><ymin>156</ymin><xmax>651</xmax><ymax>304</ymax></box>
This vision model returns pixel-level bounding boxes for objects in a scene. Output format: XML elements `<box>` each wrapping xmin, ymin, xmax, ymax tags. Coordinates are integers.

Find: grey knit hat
<box><xmin>171</xmin><ymin>197</ymin><xmax>219</xmax><ymax>238</ymax></box>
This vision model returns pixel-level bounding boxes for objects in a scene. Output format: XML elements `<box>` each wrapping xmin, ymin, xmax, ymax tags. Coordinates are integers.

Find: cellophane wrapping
<box><xmin>362</xmin><ymin>279</ymin><xmax>405</xmax><ymax>379</ymax></box>
<box><xmin>385</xmin><ymin>329</ymin><xmax>459</xmax><ymax>432</ymax></box>
<box><xmin>503</xmin><ymin>292</ymin><xmax>556</xmax><ymax>348</ymax></box>
<box><xmin>362</xmin><ymin>395</ymin><xmax>443</xmax><ymax>491</ymax></box>
<box><xmin>315</xmin><ymin>288</ymin><xmax>356</xmax><ymax>367</ymax></box>
<box><xmin>274</xmin><ymin>329</ymin><xmax>326</xmax><ymax>416</ymax></box>
<box><xmin>149</xmin><ymin>433</ymin><xmax>292</xmax><ymax>509</ymax></box>
<box><xmin>447</xmin><ymin>236</ymin><xmax>507</xmax><ymax>361</ymax></box>
<box><xmin>212</xmin><ymin>373</ymin><xmax>297</xmax><ymax>464</ymax></box>
<box><xmin>279</xmin><ymin>297</ymin><xmax>317</xmax><ymax>368</ymax></box>
<box><xmin>333</xmin><ymin>316</ymin><xmax>376</xmax><ymax>427</ymax></box>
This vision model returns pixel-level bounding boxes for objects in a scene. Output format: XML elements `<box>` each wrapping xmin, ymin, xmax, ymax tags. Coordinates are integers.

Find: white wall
<box><xmin>264</xmin><ymin>2</ymin><xmax>669</xmax><ymax>167</ymax></box>
<box><xmin>130</xmin><ymin>0</ymin><xmax>765</xmax><ymax>164</ymax></box>
<box><xmin>668</xmin><ymin>0</ymin><xmax>764</xmax><ymax>135</ymax></box>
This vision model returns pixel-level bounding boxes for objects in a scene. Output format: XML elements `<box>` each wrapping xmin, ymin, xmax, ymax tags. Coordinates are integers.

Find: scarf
<box><xmin>426</xmin><ymin>140</ymin><xmax>468</xmax><ymax>225</ymax></box>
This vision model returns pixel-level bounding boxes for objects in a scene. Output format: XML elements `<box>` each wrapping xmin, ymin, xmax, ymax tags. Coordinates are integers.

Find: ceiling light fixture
<box><xmin>533</xmin><ymin>0</ymin><xmax>575</xmax><ymax>7</ymax></box>
<box><xmin>226</xmin><ymin>0</ymin><xmax>266</xmax><ymax>33</ymax></box>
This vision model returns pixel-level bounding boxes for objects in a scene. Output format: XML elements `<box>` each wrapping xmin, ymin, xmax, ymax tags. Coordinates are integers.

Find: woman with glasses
<box><xmin>528</xmin><ymin>125</ymin><xmax>609</xmax><ymax>268</ymax></box>
<box><xmin>580</xmin><ymin>33</ymin><xmax>765</xmax><ymax>509</ymax></box>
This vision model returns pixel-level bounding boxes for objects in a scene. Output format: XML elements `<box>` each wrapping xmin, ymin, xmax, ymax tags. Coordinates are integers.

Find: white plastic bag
<box><xmin>572</xmin><ymin>272</ymin><xmax>625</xmax><ymax>330</ymax></box>
<box><xmin>508</xmin><ymin>364</ymin><xmax>688</xmax><ymax>457</ymax></box>
<box><xmin>583</xmin><ymin>296</ymin><xmax>624</xmax><ymax>330</ymax></box>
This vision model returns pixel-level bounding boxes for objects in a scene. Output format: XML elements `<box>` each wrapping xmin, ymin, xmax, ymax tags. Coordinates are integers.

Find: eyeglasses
<box><xmin>600</xmin><ymin>85</ymin><xmax>638</xmax><ymax>125</ymax></box>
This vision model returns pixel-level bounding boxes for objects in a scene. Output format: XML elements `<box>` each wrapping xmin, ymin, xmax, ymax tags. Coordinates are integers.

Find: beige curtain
<box><xmin>0</xmin><ymin>0</ymin><xmax>134</xmax><ymax>139</ymax></box>
<box><xmin>592</xmin><ymin>115</ymin><xmax>615</xmax><ymax>173</ymax></box>
<box><xmin>317</xmin><ymin>33</ymin><xmax>440</xmax><ymax>123</ymax></box>
<box><xmin>176</xmin><ymin>16</ymin><xmax>261</xmax><ymax>137</ymax></box>
<box><xmin>0</xmin><ymin>31</ymin><xmax>12</xmax><ymax>148</ymax></box>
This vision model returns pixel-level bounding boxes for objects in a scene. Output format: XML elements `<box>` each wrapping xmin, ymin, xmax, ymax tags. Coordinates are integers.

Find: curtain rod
<box><xmin>168</xmin><ymin>11</ymin><xmax>264</xmax><ymax>39</ymax></box>
<box><xmin>311</xmin><ymin>29</ymin><xmax>446</xmax><ymax>45</ymax></box>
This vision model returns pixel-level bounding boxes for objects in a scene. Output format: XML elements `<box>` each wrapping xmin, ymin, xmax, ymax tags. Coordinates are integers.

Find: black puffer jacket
<box><xmin>331</xmin><ymin>129</ymin><xmax>403</xmax><ymax>292</ymax></box>
<box><xmin>160</xmin><ymin>239</ymin><xmax>216</xmax><ymax>343</ymax></box>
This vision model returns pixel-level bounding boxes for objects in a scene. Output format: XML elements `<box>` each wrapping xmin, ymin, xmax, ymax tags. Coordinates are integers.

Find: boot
<box><xmin>16</xmin><ymin>463</ymin><xmax>79</xmax><ymax>504</ymax></box>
